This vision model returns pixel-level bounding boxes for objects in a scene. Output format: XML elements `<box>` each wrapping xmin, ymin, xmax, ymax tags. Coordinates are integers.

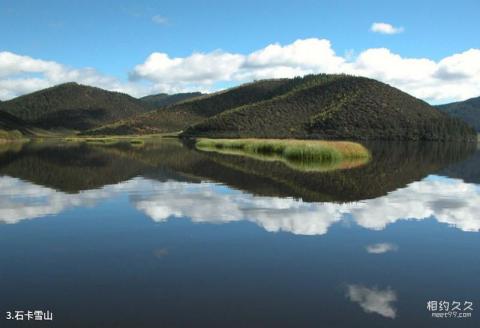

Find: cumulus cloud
<box><xmin>346</xmin><ymin>284</ymin><xmax>397</xmax><ymax>318</ymax></box>
<box><xmin>129</xmin><ymin>51</ymin><xmax>244</xmax><ymax>93</ymax></box>
<box><xmin>370</xmin><ymin>22</ymin><xmax>404</xmax><ymax>35</ymax></box>
<box><xmin>0</xmin><ymin>52</ymin><xmax>151</xmax><ymax>100</ymax></box>
<box><xmin>366</xmin><ymin>243</ymin><xmax>398</xmax><ymax>254</ymax></box>
<box><xmin>128</xmin><ymin>38</ymin><xmax>347</xmax><ymax>92</ymax></box>
<box><xmin>130</xmin><ymin>39</ymin><xmax>480</xmax><ymax>103</ymax></box>
<box><xmin>238</xmin><ymin>39</ymin><xmax>345</xmax><ymax>80</ymax></box>
<box><xmin>2</xmin><ymin>38</ymin><xmax>480</xmax><ymax>102</ymax></box>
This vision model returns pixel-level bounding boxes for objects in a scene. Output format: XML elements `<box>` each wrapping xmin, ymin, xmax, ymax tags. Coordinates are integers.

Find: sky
<box><xmin>0</xmin><ymin>0</ymin><xmax>479</xmax><ymax>104</ymax></box>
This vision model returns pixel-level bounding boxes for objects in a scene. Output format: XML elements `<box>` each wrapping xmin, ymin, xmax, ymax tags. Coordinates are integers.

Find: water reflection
<box><xmin>1</xmin><ymin>141</ymin><xmax>479</xmax><ymax>327</ymax></box>
<box><xmin>2</xmin><ymin>174</ymin><xmax>480</xmax><ymax>235</ymax></box>
<box><xmin>0</xmin><ymin>140</ymin><xmax>475</xmax><ymax>201</ymax></box>
<box><xmin>365</xmin><ymin>243</ymin><xmax>398</xmax><ymax>254</ymax></box>
<box><xmin>0</xmin><ymin>176</ymin><xmax>131</xmax><ymax>224</ymax></box>
<box><xmin>1</xmin><ymin>141</ymin><xmax>479</xmax><ymax>235</ymax></box>
<box><xmin>134</xmin><ymin>177</ymin><xmax>480</xmax><ymax>233</ymax></box>
<box><xmin>350</xmin><ymin>176</ymin><xmax>480</xmax><ymax>232</ymax></box>
<box><xmin>346</xmin><ymin>284</ymin><xmax>397</xmax><ymax>319</ymax></box>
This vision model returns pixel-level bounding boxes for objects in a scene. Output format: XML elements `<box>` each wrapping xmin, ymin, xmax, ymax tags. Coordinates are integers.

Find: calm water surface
<box><xmin>0</xmin><ymin>140</ymin><xmax>479</xmax><ymax>327</ymax></box>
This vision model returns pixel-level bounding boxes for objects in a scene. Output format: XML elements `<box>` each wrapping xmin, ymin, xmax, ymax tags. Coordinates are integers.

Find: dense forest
<box><xmin>437</xmin><ymin>96</ymin><xmax>480</xmax><ymax>132</ymax></box>
<box><xmin>87</xmin><ymin>78</ymin><xmax>307</xmax><ymax>135</ymax></box>
<box><xmin>0</xmin><ymin>83</ymin><xmax>153</xmax><ymax>131</ymax></box>
<box><xmin>0</xmin><ymin>76</ymin><xmax>477</xmax><ymax>141</ymax></box>
<box><xmin>182</xmin><ymin>75</ymin><xmax>476</xmax><ymax>141</ymax></box>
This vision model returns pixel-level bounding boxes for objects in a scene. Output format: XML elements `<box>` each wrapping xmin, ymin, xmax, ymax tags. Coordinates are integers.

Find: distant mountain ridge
<box><xmin>437</xmin><ymin>96</ymin><xmax>480</xmax><ymax>132</ymax></box>
<box><xmin>0</xmin><ymin>82</ymin><xmax>153</xmax><ymax>131</ymax></box>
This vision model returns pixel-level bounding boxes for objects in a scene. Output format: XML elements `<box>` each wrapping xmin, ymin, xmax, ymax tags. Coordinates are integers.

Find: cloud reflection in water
<box><xmin>346</xmin><ymin>284</ymin><xmax>397</xmax><ymax>318</ymax></box>
<box><xmin>1</xmin><ymin>175</ymin><xmax>480</xmax><ymax>235</ymax></box>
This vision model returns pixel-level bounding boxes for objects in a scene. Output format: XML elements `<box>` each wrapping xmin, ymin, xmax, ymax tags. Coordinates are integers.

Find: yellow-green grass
<box><xmin>63</xmin><ymin>136</ymin><xmax>149</xmax><ymax>147</ymax></box>
<box><xmin>0</xmin><ymin>129</ymin><xmax>30</xmax><ymax>144</ymax></box>
<box><xmin>63</xmin><ymin>133</ymin><xmax>175</xmax><ymax>143</ymax></box>
<box><xmin>196</xmin><ymin>138</ymin><xmax>371</xmax><ymax>172</ymax></box>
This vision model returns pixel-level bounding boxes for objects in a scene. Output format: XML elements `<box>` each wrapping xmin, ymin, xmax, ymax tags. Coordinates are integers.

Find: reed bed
<box><xmin>196</xmin><ymin>138</ymin><xmax>371</xmax><ymax>172</ymax></box>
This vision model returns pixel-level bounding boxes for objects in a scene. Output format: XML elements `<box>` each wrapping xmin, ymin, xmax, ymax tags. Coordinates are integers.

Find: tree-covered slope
<box><xmin>0</xmin><ymin>83</ymin><xmax>153</xmax><ymax>131</ymax></box>
<box><xmin>87</xmin><ymin>78</ymin><xmax>311</xmax><ymax>135</ymax></box>
<box><xmin>182</xmin><ymin>75</ymin><xmax>476</xmax><ymax>141</ymax></box>
<box><xmin>0</xmin><ymin>110</ymin><xmax>33</xmax><ymax>133</ymax></box>
<box><xmin>0</xmin><ymin>110</ymin><xmax>37</xmax><ymax>140</ymax></box>
<box><xmin>140</xmin><ymin>92</ymin><xmax>203</xmax><ymax>108</ymax></box>
<box><xmin>437</xmin><ymin>96</ymin><xmax>480</xmax><ymax>132</ymax></box>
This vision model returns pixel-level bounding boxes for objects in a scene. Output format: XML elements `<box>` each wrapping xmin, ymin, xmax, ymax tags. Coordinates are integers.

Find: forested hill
<box><xmin>140</xmin><ymin>92</ymin><xmax>204</xmax><ymax>108</ymax></box>
<box><xmin>2</xmin><ymin>76</ymin><xmax>475</xmax><ymax>141</ymax></box>
<box><xmin>182</xmin><ymin>75</ymin><xmax>476</xmax><ymax>141</ymax></box>
<box><xmin>437</xmin><ymin>96</ymin><xmax>480</xmax><ymax>132</ymax></box>
<box><xmin>86</xmin><ymin>78</ymin><xmax>307</xmax><ymax>135</ymax></box>
<box><xmin>0</xmin><ymin>83</ymin><xmax>153</xmax><ymax>131</ymax></box>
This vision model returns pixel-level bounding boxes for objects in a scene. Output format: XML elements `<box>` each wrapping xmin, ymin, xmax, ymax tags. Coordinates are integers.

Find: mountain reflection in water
<box><xmin>0</xmin><ymin>140</ymin><xmax>479</xmax><ymax>328</ymax></box>
<box><xmin>1</xmin><ymin>174</ymin><xmax>479</xmax><ymax>235</ymax></box>
<box><xmin>0</xmin><ymin>140</ymin><xmax>478</xmax><ymax>235</ymax></box>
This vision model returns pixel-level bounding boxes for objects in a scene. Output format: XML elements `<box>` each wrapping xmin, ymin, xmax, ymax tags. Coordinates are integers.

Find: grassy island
<box><xmin>196</xmin><ymin>138</ymin><xmax>371</xmax><ymax>172</ymax></box>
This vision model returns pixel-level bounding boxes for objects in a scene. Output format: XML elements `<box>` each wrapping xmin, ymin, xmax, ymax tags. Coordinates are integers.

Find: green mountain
<box><xmin>4</xmin><ymin>76</ymin><xmax>474</xmax><ymax>141</ymax></box>
<box><xmin>0</xmin><ymin>82</ymin><xmax>153</xmax><ymax>131</ymax></box>
<box><xmin>436</xmin><ymin>96</ymin><xmax>480</xmax><ymax>132</ymax></box>
<box><xmin>86</xmin><ymin>78</ymin><xmax>308</xmax><ymax>135</ymax></box>
<box><xmin>140</xmin><ymin>92</ymin><xmax>203</xmax><ymax>108</ymax></box>
<box><xmin>182</xmin><ymin>75</ymin><xmax>475</xmax><ymax>141</ymax></box>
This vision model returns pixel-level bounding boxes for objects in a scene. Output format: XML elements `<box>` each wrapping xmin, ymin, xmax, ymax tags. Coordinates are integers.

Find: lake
<box><xmin>0</xmin><ymin>139</ymin><xmax>479</xmax><ymax>327</ymax></box>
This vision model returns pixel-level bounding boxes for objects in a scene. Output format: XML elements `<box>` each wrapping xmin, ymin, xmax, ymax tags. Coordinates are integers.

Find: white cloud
<box><xmin>129</xmin><ymin>51</ymin><xmax>244</xmax><ymax>93</ymax></box>
<box><xmin>238</xmin><ymin>38</ymin><xmax>345</xmax><ymax>80</ymax></box>
<box><xmin>130</xmin><ymin>39</ymin><xmax>480</xmax><ymax>103</ymax></box>
<box><xmin>152</xmin><ymin>15</ymin><xmax>168</xmax><ymax>25</ymax></box>
<box><xmin>344</xmin><ymin>47</ymin><xmax>480</xmax><ymax>102</ymax></box>
<box><xmin>0</xmin><ymin>52</ymin><xmax>61</xmax><ymax>78</ymax></box>
<box><xmin>370</xmin><ymin>22</ymin><xmax>404</xmax><ymax>35</ymax></box>
<box><xmin>2</xmin><ymin>39</ymin><xmax>480</xmax><ymax>103</ymax></box>
<box><xmin>0</xmin><ymin>52</ymin><xmax>152</xmax><ymax>100</ymax></box>
<box><xmin>366</xmin><ymin>243</ymin><xmax>398</xmax><ymax>254</ymax></box>
<box><xmin>346</xmin><ymin>284</ymin><xmax>397</xmax><ymax>318</ymax></box>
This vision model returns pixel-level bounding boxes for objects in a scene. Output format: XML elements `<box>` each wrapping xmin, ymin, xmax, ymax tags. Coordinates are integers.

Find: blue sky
<box><xmin>1</xmin><ymin>0</ymin><xmax>479</xmax><ymax>103</ymax></box>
